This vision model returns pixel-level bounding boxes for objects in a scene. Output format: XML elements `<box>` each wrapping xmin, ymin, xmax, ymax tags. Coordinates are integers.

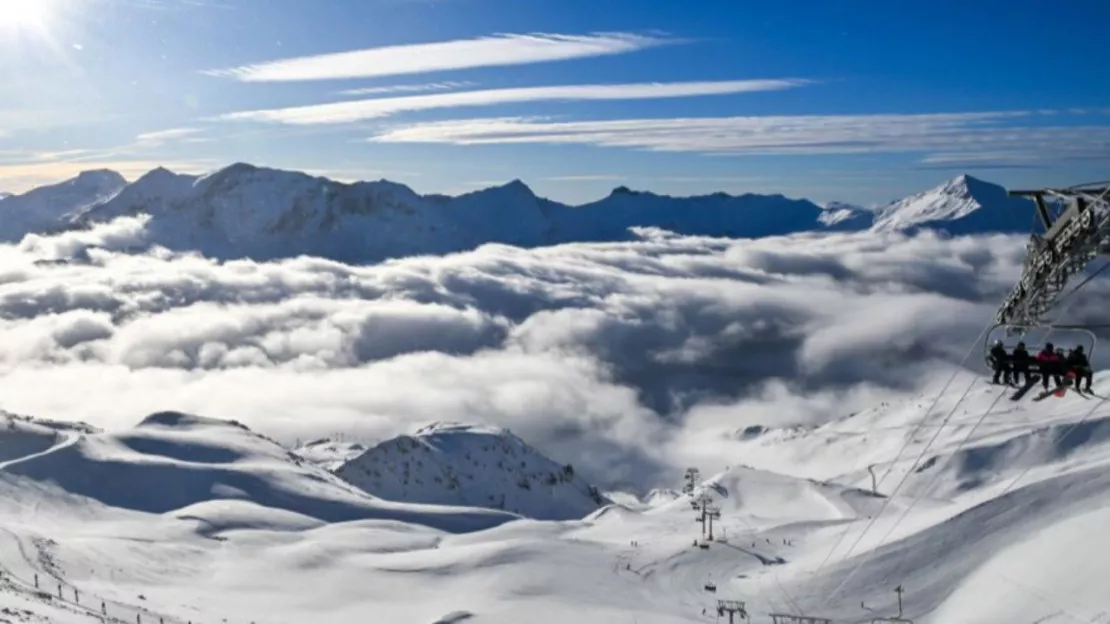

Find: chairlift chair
<box><xmin>984</xmin><ymin>323</ymin><xmax>1097</xmax><ymax>372</ymax></box>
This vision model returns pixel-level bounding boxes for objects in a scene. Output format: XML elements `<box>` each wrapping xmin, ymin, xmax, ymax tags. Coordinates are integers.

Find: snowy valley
<box><xmin>0</xmin><ymin>163</ymin><xmax>1107</xmax><ymax>623</ymax></box>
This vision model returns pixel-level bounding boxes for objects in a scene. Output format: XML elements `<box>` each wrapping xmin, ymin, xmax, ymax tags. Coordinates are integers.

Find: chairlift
<box><xmin>699</xmin><ymin>541</ymin><xmax>710</xmax><ymax>550</ymax></box>
<box><xmin>704</xmin><ymin>581</ymin><xmax>717</xmax><ymax>592</ymax></box>
<box><xmin>984</xmin><ymin>323</ymin><xmax>1097</xmax><ymax>371</ymax></box>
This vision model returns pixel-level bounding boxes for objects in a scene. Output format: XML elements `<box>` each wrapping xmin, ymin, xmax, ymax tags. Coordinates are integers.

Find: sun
<box><xmin>0</xmin><ymin>0</ymin><xmax>54</xmax><ymax>35</ymax></box>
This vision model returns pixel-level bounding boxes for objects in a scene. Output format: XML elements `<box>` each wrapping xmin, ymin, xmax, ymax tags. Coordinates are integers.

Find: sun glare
<box><xmin>0</xmin><ymin>0</ymin><xmax>53</xmax><ymax>35</ymax></box>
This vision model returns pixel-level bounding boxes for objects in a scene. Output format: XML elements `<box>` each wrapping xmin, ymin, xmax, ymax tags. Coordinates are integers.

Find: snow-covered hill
<box><xmin>654</xmin><ymin>465</ymin><xmax>887</xmax><ymax>529</ymax></box>
<box><xmin>819</xmin><ymin>201</ymin><xmax>874</xmax><ymax>229</ymax></box>
<box><xmin>1</xmin><ymin>410</ymin><xmax>517</xmax><ymax>532</ymax></box>
<box><xmin>293</xmin><ymin>437</ymin><xmax>368</xmax><ymax>472</ymax></box>
<box><xmin>0</xmin><ymin>170</ymin><xmax>126</xmax><ymax>243</ymax></box>
<box><xmin>871</xmin><ymin>174</ymin><xmax>1035</xmax><ymax>235</ymax></box>
<box><xmin>334</xmin><ymin>422</ymin><xmax>609</xmax><ymax>521</ymax></box>
<box><xmin>0</xmin><ymin>373</ymin><xmax>1108</xmax><ymax>622</ymax></box>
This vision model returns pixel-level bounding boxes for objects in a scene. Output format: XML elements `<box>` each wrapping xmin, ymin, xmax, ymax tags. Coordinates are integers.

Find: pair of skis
<box><xmin>1011</xmin><ymin>371</ymin><xmax>1093</xmax><ymax>401</ymax></box>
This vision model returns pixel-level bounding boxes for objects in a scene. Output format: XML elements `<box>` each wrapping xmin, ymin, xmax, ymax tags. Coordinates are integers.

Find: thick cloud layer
<box><xmin>1</xmin><ymin>218</ymin><xmax>1106</xmax><ymax>492</ymax></box>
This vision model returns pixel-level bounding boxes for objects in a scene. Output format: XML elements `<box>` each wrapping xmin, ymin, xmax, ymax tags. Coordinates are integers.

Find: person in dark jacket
<box><xmin>989</xmin><ymin>340</ymin><xmax>1012</xmax><ymax>385</ymax></box>
<box><xmin>1010</xmin><ymin>341</ymin><xmax>1032</xmax><ymax>386</ymax></box>
<box><xmin>1036</xmin><ymin>343</ymin><xmax>1063</xmax><ymax>390</ymax></box>
<box><xmin>1066</xmin><ymin>344</ymin><xmax>1094</xmax><ymax>392</ymax></box>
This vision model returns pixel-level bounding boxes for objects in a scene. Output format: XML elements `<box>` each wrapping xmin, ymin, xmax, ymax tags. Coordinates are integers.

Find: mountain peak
<box><xmin>610</xmin><ymin>185</ymin><xmax>646</xmax><ymax>197</ymax></box>
<box><xmin>871</xmin><ymin>174</ymin><xmax>1031</xmax><ymax>234</ymax></box>
<box><xmin>473</xmin><ymin>178</ymin><xmax>535</xmax><ymax>199</ymax></box>
<box><xmin>335</xmin><ymin>422</ymin><xmax>608</xmax><ymax>520</ymax></box>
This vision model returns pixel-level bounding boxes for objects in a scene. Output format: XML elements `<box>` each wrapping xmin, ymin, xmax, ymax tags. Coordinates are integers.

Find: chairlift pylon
<box><xmin>994</xmin><ymin>182</ymin><xmax>1110</xmax><ymax>329</ymax></box>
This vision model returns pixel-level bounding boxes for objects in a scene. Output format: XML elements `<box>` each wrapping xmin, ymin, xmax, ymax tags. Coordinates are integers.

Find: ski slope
<box><xmin>0</xmin><ymin>371</ymin><xmax>1107</xmax><ymax>623</ymax></box>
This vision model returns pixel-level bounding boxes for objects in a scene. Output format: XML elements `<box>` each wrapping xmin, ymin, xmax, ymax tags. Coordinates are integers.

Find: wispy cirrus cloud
<box><xmin>366</xmin><ymin>110</ymin><xmax>1110</xmax><ymax>162</ymax></box>
<box><xmin>203</xmin><ymin>32</ymin><xmax>677</xmax><ymax>82</ymax></box>
<box><xmin>135</xmin><ymin>127</ymin><xmax>204</xmax><ymax>146</ymax></box>
<box><xmin>217</xmin><ymin>79</ymin><xmax>811</xmax><ymax>125</ymax></box>
<box><xmin>338</xmin><ymin>81</ymin><xmax>477</xmax><ymax>97</ymax></box>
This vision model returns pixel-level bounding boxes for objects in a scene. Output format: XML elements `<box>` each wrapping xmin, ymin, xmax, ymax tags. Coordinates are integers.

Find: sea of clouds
<box><xmin>2</xmin><ymin>217</ymin><xmax>1107</xmax><ymax>492</ymax></box>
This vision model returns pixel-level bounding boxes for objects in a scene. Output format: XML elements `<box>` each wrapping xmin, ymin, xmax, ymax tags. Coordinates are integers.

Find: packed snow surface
<box><xmin>1</xmin><ymin>373</ymin><xmax>1108</xmax><ymax>623</ymax></box>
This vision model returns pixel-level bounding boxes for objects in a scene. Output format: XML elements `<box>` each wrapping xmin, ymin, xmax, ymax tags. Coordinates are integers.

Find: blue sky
<box><xmin>1</xmin><ymin>0</ymin><xmax>1109</xmax><ymax>205</ymax></box>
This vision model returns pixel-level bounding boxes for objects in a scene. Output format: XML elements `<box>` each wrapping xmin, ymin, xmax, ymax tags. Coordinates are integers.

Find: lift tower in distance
<box><xmin>683</xmin><ymin>467</ymin><xmax>701</xmax><ymax>496</ymax></box>
<box><xmin>705</xmin><ymin>505</ymin><xmax>721</xmax><ymax>541</ymax></box>
<box><xmin>716</xmin><ymin>600</ymin><xmax>748</xmax><ymax>623</ymax></box>
<box><xmin>694</xmin><ymin>493</ymin><xmax>713</xmax><ymax>548</ymax></box>
<box><xmin>769</xmin><ymin>615</ymin><xmax>832</xmax><ymax>624</ymax></box>
<box><xmin>869</xmin><ymin>585</ymin><xmax>914</xmax><ymax>623</ymax></box>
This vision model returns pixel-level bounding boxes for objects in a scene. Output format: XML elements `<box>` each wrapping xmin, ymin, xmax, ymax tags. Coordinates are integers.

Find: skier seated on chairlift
<box><xmin>1009</xmin><ymin>341</ymin><xmax>1033</xmax><ymax>385</ymax></box>
<box><xmin>1066</xmin><ymin>344</ymin><xmax>1094</xmax><ymax>393</ymax></box>
<box><xmin>989</xmin><ymin>340</ymin><xmax>1012</xmax><ymax>385</ymax></box>
<box><xmin>1036</xmin><ymin>343</ymin><xmax>1064</xmax><ymax>390</ymax></box>
<box><xmin>1030</xmin><ymin>344</ymin><xmax>1065</xmax><ymax>388</ymax></box>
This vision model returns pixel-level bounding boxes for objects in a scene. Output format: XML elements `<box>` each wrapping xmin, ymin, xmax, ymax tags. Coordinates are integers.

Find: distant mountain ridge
<box><xmin>0</xmin><ymin>170</ymin><xmax>127</xmax><ymax>242</ymax></box>
<box><xmin>0</xmin><ymin>164</ymin><xmax>1036</xmax><ymax>261</ymax></box>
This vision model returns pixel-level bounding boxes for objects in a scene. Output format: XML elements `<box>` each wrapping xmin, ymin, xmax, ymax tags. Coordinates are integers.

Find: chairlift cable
<box><xmin>807</xmin><ymin>320</ymin><xmax>993</xmax><ymax>582</ymax></box>
<box><xmin>810</xmin><ymin>181</ymin><xmax>1107</xmax><ymax>612</ymax></box>
<box><xmin>815</xmin><ymin>365</ymin><xmax>986</xmax><ymax>609</ymax></box>
<box><xmin>817</xmin><ymin>276</ymin><xmax>1094</xmax><ymax>610</ymax></box>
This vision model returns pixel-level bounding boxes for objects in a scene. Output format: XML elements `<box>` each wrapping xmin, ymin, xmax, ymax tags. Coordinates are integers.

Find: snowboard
<box><xmin>1010</xmin><ymin>375</ymin><xmax>1041</xmax><ymax>401</ymax></box>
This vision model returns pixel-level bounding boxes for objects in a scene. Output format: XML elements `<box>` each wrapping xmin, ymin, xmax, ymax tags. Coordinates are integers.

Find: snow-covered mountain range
<box><xmin>0</xmin><ymin>164</ymin><xmax>1035</xmax><ymax>261</ymax></box>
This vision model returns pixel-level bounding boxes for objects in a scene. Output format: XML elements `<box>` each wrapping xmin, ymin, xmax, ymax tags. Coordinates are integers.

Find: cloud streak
<box><xmin>218</xmin><ymin>80</ymin><xmax>810</xmax><ymax>125</ymax></box>
<box><xmin>135</xmin><ymin>127</ymin><xmax>203</xmax><ymax>145</ymax></box>
<box><xmin>366</xmin><ymin>111</ymin><xmax>1110</xmax><ymax>161</ymax></box>
<box><xmin>338</xmin><ymin>81</ymin><xmax>477</xmax><ymax>97</ymax></box>
<box><xmin>203</xmin><ymin>32</ymin><xmax>676</xmax><ymax>82</ymax></box>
